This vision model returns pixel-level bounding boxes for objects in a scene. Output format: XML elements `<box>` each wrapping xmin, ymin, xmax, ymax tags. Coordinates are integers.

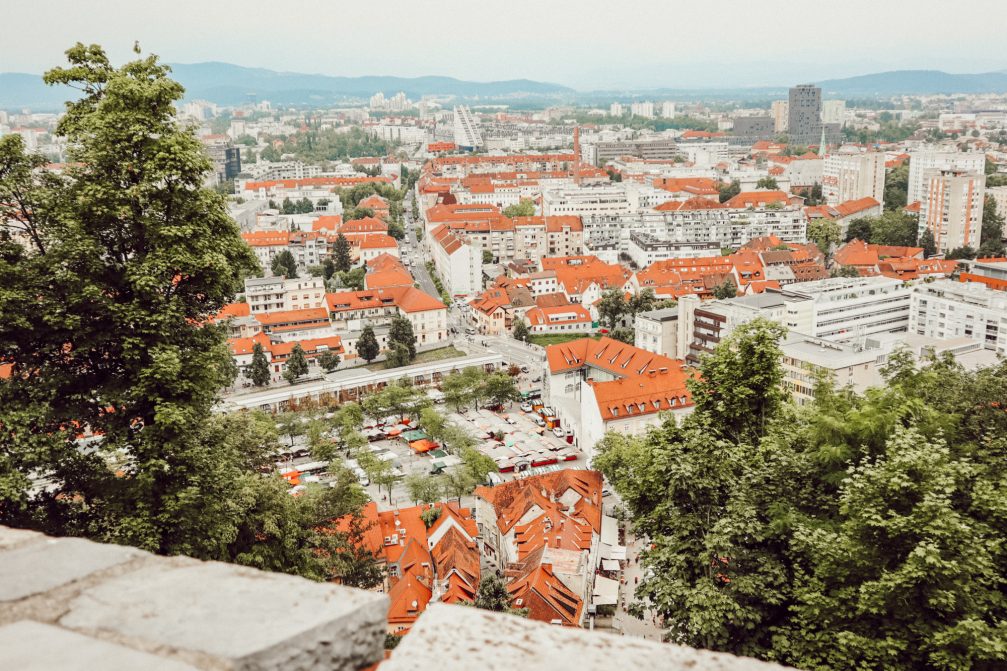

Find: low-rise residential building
<box><xmin>430</xmin><ymin>224</ymin><xmax>483</xmax><ymax>297</ymax></box>
<box><xmin>325</xmin><ymin>286</ymin><xmax>448</xmax><ymax>349</ymax></box>
<box><xmin>244</xmin><ymin>276</ymin><xmax>327</xmax><ymax>313</ymax></box>
<box><xmin>909</xmin><ymin>280</ymin><xmax>1007</xmax><ymax>354</ymax></box>
<box><xmin>545</xmin><ymin>337</ymin><xmax>693</xmax><ymax>454</ymax></box>
<box><xmin>634</xmin><ymin>308</ymin><xmax>680</xmax><ymax>358</ymax></box>
<box><xmin>524</xmin><ymin>304</ymin><xmax>594</xmax><ymax>334</ymax></box>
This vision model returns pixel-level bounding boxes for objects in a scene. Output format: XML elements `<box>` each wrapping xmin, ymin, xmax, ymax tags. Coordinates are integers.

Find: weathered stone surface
<box><xmin>0</xmin><ymin>536</ymin><xmax>142</xmax><ymax>602</ymax></box>
<box><xmin>383</xmin><ymin>604</ymin><xmax>797</xmax><ymax>671</ymax></box>
<box><xmin>0</xmin><ymin>621</ymin><xmax>198</xmax><ymax>671</ymax></box>
<box><xmin>0</xmin><ymin>526</ymin><xmax>42</xmax><ymax>551</ymax></box>
<box><xmin>60</xmin><ymin>560</ymin><xmax>388</xmax><ymax>671</ymax></box>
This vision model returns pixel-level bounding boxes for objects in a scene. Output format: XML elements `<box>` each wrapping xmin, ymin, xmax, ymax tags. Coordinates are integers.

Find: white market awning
<box><xmin>601</xmin><ymin>559</ymin><xmax>621</xmax><ymax>572</ymax></box>
<box><xmin>593</xmin><ymin>575</ymin><xmax>619</xmax><ymax>606</ymax></box>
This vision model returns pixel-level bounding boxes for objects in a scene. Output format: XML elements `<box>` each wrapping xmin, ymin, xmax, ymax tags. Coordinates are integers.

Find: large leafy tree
<box><xmin>282</xmin><ymin>344</ymin><xmax>309</xmax><ymax>384</ymax></box>
<box><xmin>270</xmin><ymin>249</ymin><xmax>298</xmax><ymax>278</ymax></box>
<box><xmin>248</xmin><ymin>342</ymin><xmax>271</xmax><ymax>386</ymax></box>
<box><xmin>0</xmin><ymin>45</ymin><xmax>379</xmax><ymax>586</ymax></box>
<box><xmin>388</xmin><ymin>315</ymin><xmax>417</xmax><ymax>360</ymax></box>
<box><xmin>594</xmin><ymin>319</ymin><xmax>1007</xmax><ymax>670</ymax></box>
<box><xmin>979</xmin><ymin>195</ymin><xmax>1006</xmax><ymax>258</ymax></box>
<box><xmin>333</xmin><ymin>232</ymin><xmax>352</xmax><ymax>272</ymax></box>
<box><xmin>597</xmin><ymin>288</ymin><xmax>626</xmax><ymax>330</ymax></box>
<box><xmin>356</xmin><ymin>324</ymin><xmax>380</xmax><ymax>363</ymax></box>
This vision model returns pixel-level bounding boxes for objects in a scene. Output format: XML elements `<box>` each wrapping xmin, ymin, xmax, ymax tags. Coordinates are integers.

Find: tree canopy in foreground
<box><xmin>0</xmin><ymin>44</ymin><xmax>379</xmax><ymax>587</ymax></box>
<box><xmin>595</xmin><ymin>319</ymin><xmax>1007</xmax><ymax>671</ymax></box>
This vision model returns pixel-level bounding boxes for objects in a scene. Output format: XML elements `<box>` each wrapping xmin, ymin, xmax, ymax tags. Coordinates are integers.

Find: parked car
<box><xmin>533</xmin><ymin>416</ymin><xmax>546</xmax><ymax>427</ymax></box>
<box><xmin>465</xmin><ymin>327</ymin><xmax>476</xmax><ymax>335</ymax></box>
<box><xmin>520</xmin><ymin>402</ymin><xmax>533</xmax><ymax>413</ymax></box>
<box><xmin>520</xmin><ymin>365</ymin><xmax>530</xmax><ymax>373</ymax></box>
<box><xmin>551</xmin><ymin>427</ymin><xmax>565</xmax><ymax>438</ymax></box>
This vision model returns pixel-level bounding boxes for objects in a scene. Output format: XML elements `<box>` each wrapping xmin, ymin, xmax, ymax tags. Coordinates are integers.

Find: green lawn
<box><xmin>365</xmin><ymin>346</ymin><xmax>467</xmax><ymax>371</ymax></box>
<box><xmin>527</xmin><ymin>333</ymin><xmax>601</xmax><ymax>347</ymax></box>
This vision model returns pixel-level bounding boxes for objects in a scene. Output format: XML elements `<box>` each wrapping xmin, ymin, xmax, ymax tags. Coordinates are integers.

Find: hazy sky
<box><xmin>4</xmin><ymin>0</ymin><xmax>1006</xmax><ymax>89</ymax></box>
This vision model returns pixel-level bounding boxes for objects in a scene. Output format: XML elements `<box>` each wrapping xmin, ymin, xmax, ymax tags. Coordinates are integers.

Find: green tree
<box><xmin>627</xmin><ymin>288</ymin><xmax>656</xmax><ymax>319</ymax></box>
<box><xmin>807</xmin><ymin>218</ymin><xmax>842</xmax><ymax>256</ymax></box>
<box><xmin>419</xmin><ymin>406</ymin><xmax>448</xmax><ymax>442</ymax></box>
<box><xmin>333</xmin><ymin>233</ymin><xmax>352</xmax><ymax>272</ymax></box>
<box><xmin>481</xmin><ymin>372</ymin><xmax>521</xmax><ymax>409</ymax></box>
<box><xmin>712</xmin><ymin>278</ymin><xmax>737</xmax><ymax>299</ymax></box>
<box><xmin>317</xmin><ymin>350</ymin><xmax>341</xmax><ymax>372</ymax></box>
<box><xmin>282</xmin><ymin>344</ymin><xmax>310</xmax><ymax>384</ymax></box>
<box><xmin>845</xmin><ymin>217</ymin><xmax>874</xmax><ymax>242</ymax></box>
<box><xmin>2</xmin><ymin>50</ymin><xmax>379</xmax><ymax>582</ymax></box>
<box><xmin>405</xmin><ymin>474</ymin><xmax>443</xmax><ymax>505</ymax></box>
<box><xmin>718</xmin><ymin>180</ymin><xmax>741</xmax><ymax>203</ymax></box>
<box><xmin>755</xmin><ymin>176</ymin><xmax>779</xmax><ymax>190</ymax></box>
<box><xmin>460</xmin><ymin>446</ymin><xmax>497</xmax><ymax>484</ymax></box>
<box><xmin>356</xmin><ymin>325</ymin><xmax>380</xmax><ymax>363</ymax></box>
<box><xmin>472</xmin><ymin>573</ymin><xmax>515</xmax><ymax>612</ymax></box>
<box><xmin>919</xmin><ymin>229</ymin><xmax>937</xmax><ymax>258</ymax></box>
<box><xmin>946</xmin><ymin>246</ymin><xmax>977</xmax><ymax>260</ymax></box>
<box><xmin>502</xmin><ymin>199</ymin><xmax>535</xmax><ymax>217</ymax></box>
<box><xmin>384</xmin><ymin>342</ymin><xmax>413</xmax><ymax>369</ymax></box>
<box><xmin>512</xmin><ymin>318</ymin><xmax>529</xmax><ymax>342</ymax></box>
<box><xmin>271</xmin><ymin>249</ymin><xmax>298</xmax><ymax>279</ymax></box>
<box><xmin>275</xmin><ymin>412</ymin><xmax>306</xmax><ymax>448</ymax></box>
<box><xmin>248</xmin><ymin>342</ymin><xmax>271</xmax><ymax>386</ymax></box>
<box><xmin>388</xmin><ymin>315</ymin><xmax>417</xmax><ymax>360</ymax></box>
<box><xmin>441</xmin><ymin>367</ymin><xmax>485</xmax><ymax>411</ymax></box>
<box><xmin>830</xmin><ymin>265</ymin><xmax>861</xmax><ymax>278</ymax></box>
<box><xmin>598</xmin><ymin>287</ymin><xmax>627</xmax><ymax>330</ymax></box>
<box><xmin>610</xmin><ymin>327</ymin><xmax>634</xmax><ymax>344</ymax></box>
<box><xmin>357</xmin><ymin>449</ymin><xmax>397</xmax><ymax>503</ymax></box>
<box><xmin>687</xmin><ymin>318</ymin><xmax>787</xmax><ymax>443</ymax></box>
<box><xmin>281</xmin><ymin>197</ymin><xmax>296</xmax><ymax>214</ymax></box>
<box><xmin>883</xmin><ymin>162</ymin><xmax>909</xmax><ymax>211</ymax></box>
<box><xmin>482</xmin><ymin>248</ymin><xmax>494</xmax><ymax>264</ymax></box>
<box><xmin>979</xmin><ymin>195</ymin><xmax>1006</xmax><ymax>257</ymax></box>
<box><xmin>596</xmin><ymin>322</ymin><xmax>1007</xmax><ymax>669</ymax></box>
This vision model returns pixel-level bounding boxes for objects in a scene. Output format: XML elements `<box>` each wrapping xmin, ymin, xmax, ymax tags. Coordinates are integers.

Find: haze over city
<box><xmin>5</xmin><ymin>0</ymin><xmax>1007</xmax><ymax>88</ymax></box>
<box><xmin>3</xmin><ymin>3</ymin><xmax>1007</xmax><ymax>671</ymax></box>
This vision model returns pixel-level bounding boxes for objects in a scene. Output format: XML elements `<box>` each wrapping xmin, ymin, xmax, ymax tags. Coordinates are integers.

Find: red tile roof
<box><xmin>546</xmin><ymin>338</ymin><xmax>693</xmax><ymax>421</ymax></box>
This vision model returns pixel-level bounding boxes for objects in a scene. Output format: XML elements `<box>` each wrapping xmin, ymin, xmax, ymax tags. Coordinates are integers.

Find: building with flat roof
<box><xmin>634</xmin><ymin>308</ymin><xmax>680</xmax><ymax>358</ymax></box>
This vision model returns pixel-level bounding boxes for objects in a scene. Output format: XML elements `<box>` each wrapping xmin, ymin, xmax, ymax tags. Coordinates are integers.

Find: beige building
<box><xmin>918</xmin><ymin>170</ymin><xmax>986</xmax><ymax>254</ymax></box>
<box><xmin>634</xmin><ymin>308</ymin><xmax>679</xmax><ymax>358</ymax></box>
<box><xmin>822</xmin><ymin>151</ymin><xmax>886</xmax><ymax>207</ymax></box>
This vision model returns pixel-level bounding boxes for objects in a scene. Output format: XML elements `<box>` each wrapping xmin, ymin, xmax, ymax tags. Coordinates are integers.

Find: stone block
<box><xmin>60</xmin><ymin>560</ymin><xmax>388</xmax><ymax>671</ymax></box>
<box><xmin>0</xmin><ymin>526</ymin><xmax>43</xmax><ymax>551</ymax></box>
<box><xmin>0</xmin><ymin>620</ymin><xmax>198</xmax><ymax>671</ymax></box>
<box><xmin>383</xmin><ymin>604</ymin><xmax>796</xmax><ymax>671</ymax></box>
<box><xmin>0</xmin><ymin>536</ymin><xmax>142</xmax><ymax>602</ymax></box>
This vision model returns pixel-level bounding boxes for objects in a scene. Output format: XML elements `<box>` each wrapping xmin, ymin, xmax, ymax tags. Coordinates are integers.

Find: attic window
<box><xmin>611</xmin><ymin>407</ymin><xmax>619</xmax><ymax>417</ymax></box>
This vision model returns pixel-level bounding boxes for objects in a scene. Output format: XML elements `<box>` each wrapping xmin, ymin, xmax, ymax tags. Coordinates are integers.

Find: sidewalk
<box><xmin>611</xmin><ymin>529</ymin><xmax>666</xmax><ymax>642</ymax></box>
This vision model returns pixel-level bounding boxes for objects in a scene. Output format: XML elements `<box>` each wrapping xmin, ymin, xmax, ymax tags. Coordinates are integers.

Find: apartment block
<box><xmin>918</xmin><ymin>170</ymin><xmax>986</xmax><ymax>254</ymax></box>
<box><xmin>909</xmin><ymin>280</ymin><xmax>1007</xmax><ymax>354</ymax></box>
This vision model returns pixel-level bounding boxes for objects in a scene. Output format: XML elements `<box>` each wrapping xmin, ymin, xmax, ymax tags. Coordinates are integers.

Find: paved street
<box><xmin>612</xmin><ymin>529</ymin><xmax>667</xmax><ymax>642</ymax></box>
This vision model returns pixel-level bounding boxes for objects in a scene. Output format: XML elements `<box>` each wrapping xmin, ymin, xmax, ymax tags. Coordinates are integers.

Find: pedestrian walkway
<box><xmin>611</xmin><ymin>529</ymin><xmax>666</xmax><ymax>642</ymax></box>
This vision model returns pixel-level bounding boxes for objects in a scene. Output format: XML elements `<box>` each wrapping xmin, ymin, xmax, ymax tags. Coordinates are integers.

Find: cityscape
<box><xmin>1</xmin><ymin>3</ymin><xmax>1006</xmax><ymax>670</ymax></box>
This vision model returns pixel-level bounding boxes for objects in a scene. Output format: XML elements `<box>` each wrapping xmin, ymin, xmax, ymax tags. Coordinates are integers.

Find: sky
<box><xmin>4</xmin><ymin>0</ymin><xmax>1007</xmax><ymax>90</ymax></box>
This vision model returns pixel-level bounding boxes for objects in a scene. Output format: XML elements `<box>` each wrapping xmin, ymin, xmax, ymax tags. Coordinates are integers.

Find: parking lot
<box><xmin>446</xmin><ymin>401</ymin><xmax>583</xmax><ymax>474</ymax></box>
<box><xmin>273</xmin><ymin>399</ymin><xmax>587</xmax><ymax>511</ymax></box>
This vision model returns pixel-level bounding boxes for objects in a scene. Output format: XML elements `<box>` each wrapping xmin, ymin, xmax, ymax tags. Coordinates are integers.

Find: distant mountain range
<box><xmin>0</xmin><ymin>62</ymin><xmax>575</xmax><ymax>109</ymax></box>
<box><xmin>816</xmin><ymin>69</ymin><xmax>1007</xmax><ymax>96</ymax></box>
<box><xmin>2</xmin><ymin>63</ymin><xmax>1007</xmax><ymax>110</ymax></box>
